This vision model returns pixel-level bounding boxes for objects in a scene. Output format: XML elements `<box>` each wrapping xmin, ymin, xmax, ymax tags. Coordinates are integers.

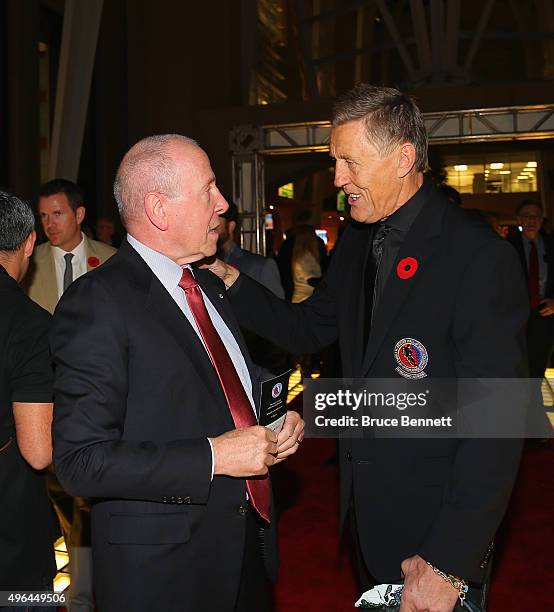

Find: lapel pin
<box><xmin>218</xmin><ymin>293</ymin><xmax>224</xmax><ymax>299</ymax></box>
<box><xmin>87</xmin><ymin>256</ymin><xmax>100</xmax><ymax>268</ymax></box>
<box><xmin>396</xmin><ymin>257</ymin><xmax>418</xmax><ymax>280</ymax></box>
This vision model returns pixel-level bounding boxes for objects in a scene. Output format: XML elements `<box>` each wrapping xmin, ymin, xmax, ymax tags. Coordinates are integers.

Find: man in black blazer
<box><xmin>51</xmin><ymin>135</ymin><xmax>304</xmax><ymax>612</ymax></box>
<box><xmin>509</xmin><ymin>200</ymin><xmax>554</xmax><ymax>381</ymax></box>
<box><xmin>208</xmin><ymin>85</ymin><xmax>528</xmax><ymax>611</ymax></box>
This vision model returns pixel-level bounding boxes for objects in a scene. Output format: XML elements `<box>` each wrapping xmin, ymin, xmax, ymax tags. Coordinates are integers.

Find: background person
<box><xmin>24</xmin><ymin>178</ymin><xmax>116</xmax><ymax>314</ymax></box>
<box><xmin>94</xmin><ymin>215</ymin><xmax>117</xmax><ymax>246</ymax></box>
<box><xmin>24</xmin><ymin>178</ymin><xmax>116</xmax><ymax>612</ymax></box>
<box><xmin>509</xmin><ymin>199</ymin><xmax>554</xmax><ymax>381</ymax></box>
<box><xmin>0</xmin><ymin>190</ymin><xmax>56</xmax><ymax>612</ymax></box>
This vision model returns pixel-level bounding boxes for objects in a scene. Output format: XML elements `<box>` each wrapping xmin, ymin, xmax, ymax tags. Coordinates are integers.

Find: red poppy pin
<box><xmin>396</xmin><ymin>257</ymin><xmax>418</xmax><ymax>280</ymax></box>
<box><xmin>88</xmin><ymin>256</ymin><xmax>100</xmax><ymax>268</ymax></box>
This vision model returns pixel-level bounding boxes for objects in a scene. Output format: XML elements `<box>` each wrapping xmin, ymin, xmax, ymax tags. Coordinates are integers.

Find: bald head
<box><xmin>114</xmin><ymin>134</ymin><xmax>199</xmax><ymax>226</ymax></box>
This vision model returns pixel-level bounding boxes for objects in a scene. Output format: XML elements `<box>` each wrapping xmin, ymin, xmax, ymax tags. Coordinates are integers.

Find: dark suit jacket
<box><xmin>51</xmin><ymin>240</ymin><xmax>276</xmax><ymax>612</ymax></box>
<box><xmin>508</xmin><ymin>230</ymin><xmax>554</xmax><ymax>300</ymax></box>
<box><xmin>228</xmin><ymin>179</ymin><xmax>528</xmax><ymax>584</ymax></box>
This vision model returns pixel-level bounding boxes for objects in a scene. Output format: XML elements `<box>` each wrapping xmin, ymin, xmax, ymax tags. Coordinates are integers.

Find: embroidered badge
<box><xmin>87</xmin><ymin>256</ymin><xmax>100</xmax><ymax>268</ymax></box>
<box><xmin>396</xmin><ymin>257</ymin><xmax>418</xmax><ymax>280</ymax></box>
<box><xmin>272</xmin><ymin>382</ymin><xmax>283</xmax><ymax>398</ymax></box>
<box><xmin>394</xmin><ymin>338</ymin><xmax>428</xmax><ymax>379</ymax></box>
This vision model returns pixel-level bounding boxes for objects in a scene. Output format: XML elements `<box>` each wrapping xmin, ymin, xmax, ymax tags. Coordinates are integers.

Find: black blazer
<box><xmin>508</xmin><ymin>230</ymin><xmax>554</xmax><ymax>300</ymax></box>
<box><xmin>228</xmin><ymin>180</ymin><xmax>528</xmax><ymax>584</ymax></box>
<box><xmin>51</xmin><ymin>240</ymin><xmax>276</xmax><ymax>612</ymax></box>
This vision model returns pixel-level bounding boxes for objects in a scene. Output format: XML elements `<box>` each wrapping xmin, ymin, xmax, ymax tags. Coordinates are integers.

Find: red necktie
<box><xmin>528</xmin><ymin>240</ymin><xmax>540</xmax><ymax>310</ymax></box>
<box><xmin>178</xmin><ymin>268</ymin><xmax>271</xmax><ymax>523</ymax></box>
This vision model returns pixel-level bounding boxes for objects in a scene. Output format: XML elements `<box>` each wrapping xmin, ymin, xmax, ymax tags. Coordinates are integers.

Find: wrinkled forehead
<box><xmin>330</xmin><ymin>121</ymin><xmax>380</xmax><ymax>160</ymax></box>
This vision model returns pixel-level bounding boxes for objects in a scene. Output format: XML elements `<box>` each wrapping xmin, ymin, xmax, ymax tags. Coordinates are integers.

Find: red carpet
<box><xmin>273</xmin><ymin>437</ymin><xmax>554</xmax><ymax>611</ymax></box>
<box><xmin>58</xmin><ymin>438</ymin><xmax>553</xmax><ymax>611</ymax></box>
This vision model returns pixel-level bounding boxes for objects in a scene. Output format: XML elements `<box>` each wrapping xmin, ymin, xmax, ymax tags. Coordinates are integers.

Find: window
<box><xmin>445</xmin><ymin>154</ymin><xmax>538</xmax><ymax>194</ymax></box>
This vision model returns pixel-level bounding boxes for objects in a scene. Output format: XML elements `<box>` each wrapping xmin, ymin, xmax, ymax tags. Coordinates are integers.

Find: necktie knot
<box><xmin>178</xmin><ymin>267</ymin><xmax>198</xmax><ymax>291</ymax></box>
<box><xmin>374</xmin><ymin>222</ymin><xmax>390</xmax><ymax>243</ymax></box>
<box><xmin>64</xmin><ymin>253</ymin><xmax>74</xmax><ymax>264</ymax></box>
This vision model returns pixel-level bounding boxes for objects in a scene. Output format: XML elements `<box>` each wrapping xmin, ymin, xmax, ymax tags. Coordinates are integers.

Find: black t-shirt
<box><xmin>0</xmin><ymin>265</ymin><xmax>56</xmax><ymax>590</ymax></box>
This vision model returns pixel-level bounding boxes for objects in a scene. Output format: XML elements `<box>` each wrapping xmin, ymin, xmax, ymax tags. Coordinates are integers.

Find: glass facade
<box><xmin>445</xmin><ymin>155</ymin><xmax>538</xmax><ymax>195</ymax></box>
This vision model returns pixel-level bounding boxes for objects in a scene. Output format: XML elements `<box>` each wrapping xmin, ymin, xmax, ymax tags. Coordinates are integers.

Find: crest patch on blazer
<box><xmin>394</xmin><ymin>338</ymin><xmax>428</xmax><ymax>379</ymax></box>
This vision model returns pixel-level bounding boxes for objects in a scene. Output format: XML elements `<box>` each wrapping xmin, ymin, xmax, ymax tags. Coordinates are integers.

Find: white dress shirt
<box><xmin>52</xmin><ymin>234</ymin><xmax>88</xmax><ymax>298</ymax></box>
<box><xmin>127</xmin><ymin>234</ymin><xmax>257</xmax><ymax>479</ymax></box>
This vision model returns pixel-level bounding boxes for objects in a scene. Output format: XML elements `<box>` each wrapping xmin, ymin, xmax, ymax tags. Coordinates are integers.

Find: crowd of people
<box><xmin>0</xmin><ymin>83</ymin><xmax>551</xmax><ymax>612</ymax></box>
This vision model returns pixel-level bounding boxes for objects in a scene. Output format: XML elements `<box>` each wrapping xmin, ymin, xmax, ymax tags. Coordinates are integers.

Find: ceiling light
<box><xmin>490</xmin><ymin>163</ymin><xmax>504</xmax><ymax>169</ymax></box>
<box><xmin>526</xmin><ymin>161</ymin><xmax>538</xmax><ymax>168</ymax></box>
<box><xmin>269</xmin><ymin>205</ymin><xmax>274</xmax><ymax>210</ymax></box>
<box><xmin>339</xmin><ymin>216</ymin><xmax>345</xmax><ymax>221</ymax></box>
<box><xmin>454</xmin><ymin>165</ymin><xmax>468</xmax><ymax>171</ymax></box>
<box><xmin>499</xmin><ymin>170</ymin><xmax>511</xmax><ymax>174</ymax></box>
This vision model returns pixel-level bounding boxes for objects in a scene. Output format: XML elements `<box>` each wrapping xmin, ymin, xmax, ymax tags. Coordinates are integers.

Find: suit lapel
<box><xmin>116</xmin><ymin>242</ymin><xmax>226</xmax><ymax>413</ymax></box>
<box><xmin>43</xmin><ymin>246</ymin><xmax>59</xmax><ymax>313</ymax></box>
<box><xmin>193</xmin><ymin>267</ymin><xmax>261</xmax><ymax>415</ymax></box>
<box><xmin>144</xmin><ymin>270</ymin><xmax>230</xmax><ymax>413</ymax></box>
<box><xmin>361</xmin><ymin>193</ymin><xmax>445</xmax><ymax>375</ymax></box>
<box><xmin>350</xmin><ymin>224</ymin><xmax>376</xmax><ymax>375</ymax></box>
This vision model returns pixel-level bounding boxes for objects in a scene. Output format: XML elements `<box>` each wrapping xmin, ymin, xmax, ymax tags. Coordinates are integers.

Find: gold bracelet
<box><xmin>425</xmin><ymin>561</ymin><xmax>468</xmax><ymax>607</ymax></box>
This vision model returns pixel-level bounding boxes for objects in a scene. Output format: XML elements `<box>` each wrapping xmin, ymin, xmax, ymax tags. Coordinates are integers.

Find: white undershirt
<box><xmin>51</xmin><ymin>233</ymin><xmax>87</xmax><ymax>298</ymax></box>
<box><xmin>127</xmin><ymin>234</ymin><xmax>257</xmax><ymax>481</ymax></box>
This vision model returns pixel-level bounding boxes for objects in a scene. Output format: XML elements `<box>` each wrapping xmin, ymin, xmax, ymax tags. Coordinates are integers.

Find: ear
<box><xmin>397</xmin><ymin>142</ymin><xmax>417</xmax><ymax>178</ymax></box>
<box><xmin>144</xmin><ymin>192</ymin><xmax>169</xmax><ymax>231</ymax></box>
<box><xmin>23</xmin><ymin>230</ymin><xmax>37</xmax><ymax>259</ymax></box>
<box><xmin>75</xmin><ymin>206</ymin><xmax>86</xmax><ymax>225</ymax></box>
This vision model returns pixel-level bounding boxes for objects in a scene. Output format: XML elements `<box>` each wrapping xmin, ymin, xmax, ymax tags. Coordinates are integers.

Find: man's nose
<box><xmin>333</xmin><ymin>162</ymin><xmax>347</xmax><ymax>188</ymax></box>
<box><xmin>215</xmin><ymin>189</ymin><xmax>228</xmax><ymax>215</ymax></box>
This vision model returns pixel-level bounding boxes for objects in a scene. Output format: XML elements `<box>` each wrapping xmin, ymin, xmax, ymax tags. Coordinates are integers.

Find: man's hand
<box><xmin>275</xmin><ymin>411</ymin><xmax>305</xmax><ymax>462</ymax></box>
<box><xmin>211</xmin><ymin>425</ymin><xmax>277</xmax><ymax>477</ymax></box>
<box><xmin>538</xmin><ymin>298</ymin><xmax>554</xmax><ymax>316</ymax></box>
<box><xmin>197</xmin><ymin>258</ymin><xmax>240</xmax><ymax>289</ymax></box>
<box><xmin>399</xmin><ymin>555</ymin><xmax>458</xmax><ymax>612</ymax></box>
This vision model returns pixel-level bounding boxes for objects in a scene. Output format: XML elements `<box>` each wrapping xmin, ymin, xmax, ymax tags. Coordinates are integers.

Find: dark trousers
<box><xmin>526</xmin><ymin>309</ymin><xmax>554</xmax><ymax>380</ymax></box>
<box><xmin>349</xmin><ymin>507</ymin><xmax>488</xmax><ymax>611</ymax></box>
<box><xmin>234</xmin><ymin>505</ymin><xmax>270</xmax><ymax>612</ymax></box>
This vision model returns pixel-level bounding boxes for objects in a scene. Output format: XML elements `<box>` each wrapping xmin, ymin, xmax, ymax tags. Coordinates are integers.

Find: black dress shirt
<box><xmin>374</xmin><ymin>181</ymin><xmax>427</xmax><ymax>312</ymax></box>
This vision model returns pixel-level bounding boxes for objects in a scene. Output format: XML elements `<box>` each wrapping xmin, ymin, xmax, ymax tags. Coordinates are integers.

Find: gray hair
<box><xmin>332</xmin><ymin>84</ymin><xmax>428</xmax><ymax>172</ymax></box>
<box><xmin>0</xmin><ymin>190</ymin><xmax>35</xmax><ymax>252</ymax></box>
<box><xmin>113</xmin><ymin>134</ymin><xmax>199</xmax><ymax>224</ymax></box>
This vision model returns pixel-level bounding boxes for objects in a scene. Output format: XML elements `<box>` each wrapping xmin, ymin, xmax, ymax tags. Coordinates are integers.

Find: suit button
<box><xmin>170</xmin><ymin>496</ymin><xmax>176</xmax><ymax>503</ymax></box>
<box><xmin>238</xmin><ymin>505</ymin><xmax>248</xmax><ymax>516</ymax></box>
<box><xmin>183</xmin><ymin>496</ymin><xmax>192</xmax><ymax>504</ymax></box>
<box><xmin>346</xmin><ymin>451</ymin><xmax>352</xmax><ymax>462</ymax></box>
<box><xmin>176</xmin><ymin>496</ymin><xmax>184</xmax><ymax>504</ymax></box>
<box><xmin>162</xmin><ymin>496</ymin><xmax>168</xmax><ymax>503</ymax></box>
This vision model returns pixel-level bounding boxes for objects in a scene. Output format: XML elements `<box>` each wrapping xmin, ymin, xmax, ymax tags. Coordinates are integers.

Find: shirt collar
<box><xmin>127</xmin><ymin>233</ymin><xmax>187</xmax><ymax>294</ymax></box>
<box><xmin>522</xmin><ymin>233</ymin><xmax>542</xmax><ymax>246</ymax></box>
<box><xmin>52</xmin><ymin>233</ymin><xmax>86</xmax><ymax>260</ymax></box>
<box><xmin>383</xmin><ymin>179</ymin><xmax>427</xmax><ymax>233</ymax></box>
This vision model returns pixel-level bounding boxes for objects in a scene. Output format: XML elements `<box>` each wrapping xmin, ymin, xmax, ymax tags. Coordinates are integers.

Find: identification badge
<box><xmin>259</xmin><ymin>370</ymin><xmax>291</xmax><ymax>432</ymax></box>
